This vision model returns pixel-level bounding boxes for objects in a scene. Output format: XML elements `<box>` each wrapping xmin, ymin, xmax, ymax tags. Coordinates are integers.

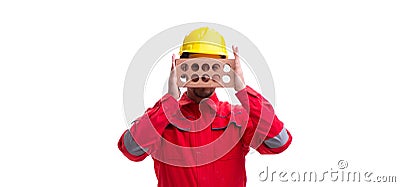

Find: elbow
<box><xmin>259</xmin><ymin>129</ymin><xmax>293</xmax><ymax>154</ymax></box>
<box><xmin>118</xmin><ymin>130</ymin><xmax>148</xmax><ymax>162</ymax></box>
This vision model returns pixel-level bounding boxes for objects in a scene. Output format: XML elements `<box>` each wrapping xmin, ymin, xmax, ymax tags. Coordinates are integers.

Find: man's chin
<box><xmin>194</xmin><ymin>88</ymin><xmax>215</xmax><ymax>98</ymax></box>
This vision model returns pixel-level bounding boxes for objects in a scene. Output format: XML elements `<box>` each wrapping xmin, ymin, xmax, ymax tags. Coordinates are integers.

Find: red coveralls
<box><xmin>118</xmin><ymin>86</ymin><xmax>292</xmax><ymax>187</ymax></box>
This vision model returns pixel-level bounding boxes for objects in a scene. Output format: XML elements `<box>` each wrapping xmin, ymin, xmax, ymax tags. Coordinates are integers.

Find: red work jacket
<box><xmin>118</xmin><ymin>86</ymin><xmax>292</xmax><ymax>187</ymax></box>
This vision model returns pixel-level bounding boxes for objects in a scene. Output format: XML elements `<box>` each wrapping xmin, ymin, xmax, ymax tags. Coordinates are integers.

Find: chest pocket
<box><xmin>211</xmin><ymin>113</ymin><xmax>245</xmax><ymax>160</ymax></box>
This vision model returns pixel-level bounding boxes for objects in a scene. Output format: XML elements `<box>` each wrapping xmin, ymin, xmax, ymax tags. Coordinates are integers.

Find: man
<box><xmin>118</xmin><ymin>27</ymin><xmax>292</xmax><ymax>187</ymax></box>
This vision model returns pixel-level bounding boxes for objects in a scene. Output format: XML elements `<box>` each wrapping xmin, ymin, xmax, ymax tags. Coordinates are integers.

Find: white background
<box><xmin>1</xmin><ymin>0</ymin><xmax>399</xmax><ymax>187</ymax></box>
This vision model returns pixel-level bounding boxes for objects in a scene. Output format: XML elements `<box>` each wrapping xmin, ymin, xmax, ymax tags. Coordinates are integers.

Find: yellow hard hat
<box><xmin>179</xmin><ymin>27</ymin><xmax>228</xmax><ymax>57</ymax></box>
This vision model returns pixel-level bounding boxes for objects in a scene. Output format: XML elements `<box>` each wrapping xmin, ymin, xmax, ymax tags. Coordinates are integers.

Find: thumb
<box><xmin>171</xmin><ymin>54</ymin><xmax>176</xmax><ymax>70</ymax></box>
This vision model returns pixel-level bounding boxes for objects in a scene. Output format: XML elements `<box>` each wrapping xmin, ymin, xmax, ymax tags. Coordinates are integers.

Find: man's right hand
<box><xmin>168</xmin><ymin>54</ymin><xmax>180</xmax><ymax>100</ymax></box>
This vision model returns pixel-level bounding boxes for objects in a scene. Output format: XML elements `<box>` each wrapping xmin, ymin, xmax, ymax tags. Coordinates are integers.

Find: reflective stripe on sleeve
<box><xmin>264</xmin><ymin>128</ymin><xmax>289</xmax><ymax>149</ymax></box>
<box><xmin>123</xmin><ymin>130</ymin><xmax>148</xmax><ymax>156</ymax></box>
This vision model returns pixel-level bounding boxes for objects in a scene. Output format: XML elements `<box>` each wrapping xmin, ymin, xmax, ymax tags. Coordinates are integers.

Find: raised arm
<box><xmin>232</xmin><ymin>45</ymin><xmax>292</xmax><ymax>154</ymax></box>
<box><xmin>118</xmin><ymin>54</ymin><xmax>181</xmax><ymax>161</ymax></box>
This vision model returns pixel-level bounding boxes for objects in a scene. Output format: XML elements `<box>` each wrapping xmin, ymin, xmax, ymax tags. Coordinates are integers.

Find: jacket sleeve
<box><xmin>117</xmin><ymin>94</ymin><xmax>179</xmax><ymax>161</ymax></box>
<box><xmin>236</xmin><ymin>86</ymin><xmax>292</xmax><ymax>154</ymax></box>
